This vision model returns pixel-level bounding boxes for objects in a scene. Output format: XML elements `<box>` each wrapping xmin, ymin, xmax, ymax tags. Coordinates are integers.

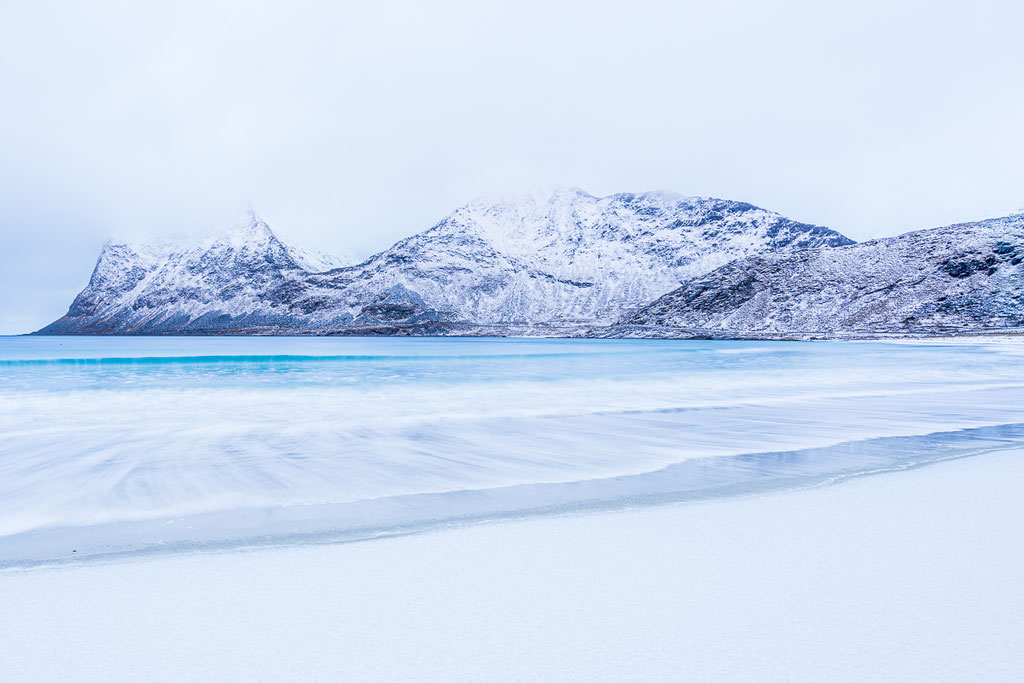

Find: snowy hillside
<box><xmin>41</xmin><ymin>214</ymin><xmax>358</xmax><ymax>334</ymax></box>
<box><xmin>313</xmin><ymin>187</ymin><xmax>852</xmax><ymax>326</ymax></box>
<box><xmin>619</xmin><ymin>213</ymin><xmax>1024</xmax><ymax>335</ymax></box>
<box><xmin>38</xmin><ymin>189</ymin><xmax>851</xmax><ymax>334</ymax></box>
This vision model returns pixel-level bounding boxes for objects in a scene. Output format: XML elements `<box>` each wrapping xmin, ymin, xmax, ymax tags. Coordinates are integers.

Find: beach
<box><xmin>2</xmin><ymin>447</ymin><xmax>1021</xmax><ymax>681</ymax></box>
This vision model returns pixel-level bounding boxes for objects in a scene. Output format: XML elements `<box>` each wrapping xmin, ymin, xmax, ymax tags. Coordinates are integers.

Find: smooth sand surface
<box><xmin>2</xmin><ymin>449</ymin><xmax>1022</xmax><ymax>682</ymax></box>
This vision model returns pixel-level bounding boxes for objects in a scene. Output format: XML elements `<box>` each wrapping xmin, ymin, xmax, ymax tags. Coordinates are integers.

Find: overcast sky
<box><xmin>2</xmin><ymin>0</ymin><xmax>1023</xmax><ymax>333</ymax></box>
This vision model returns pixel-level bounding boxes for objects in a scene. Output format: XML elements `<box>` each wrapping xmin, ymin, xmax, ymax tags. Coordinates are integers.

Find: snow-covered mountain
<box><xmin>309</xmin><ymin>188</ymin><xmax>852</xmax><ymax>327</ymax></box>
<box><xmin>618</xmin><ymin>213</ymin><xmax>1024</xmax><ymax>336</ymax></box>
<box><xmin>38</xmin><ymin>189</ymin><xmax>852</xmax><ymax>335</ymax></box>
<box><xmin>41</xmin><ymin>215</ymin><xmax>358</xmax><ymax>334</ymax></box>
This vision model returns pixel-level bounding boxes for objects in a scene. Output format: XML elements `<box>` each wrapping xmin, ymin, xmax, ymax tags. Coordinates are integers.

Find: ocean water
<box><xmin>3</xmin><ymin>335</ymin><xmax>1024</xmax><ymax>566</ymax></box>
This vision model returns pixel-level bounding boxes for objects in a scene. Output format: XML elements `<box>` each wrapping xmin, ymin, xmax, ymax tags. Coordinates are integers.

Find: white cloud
<box><xmin>2</xmin><ymin>0</ymin><xmax>1023</xmax><ymax>333</ymax></box>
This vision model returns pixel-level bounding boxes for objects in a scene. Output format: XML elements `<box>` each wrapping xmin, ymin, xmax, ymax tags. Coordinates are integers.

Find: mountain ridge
<box><xmin>616</xmin><ymin>212</ymin><xmax>1024</xmax><ymax>337</ymax></box>
<box><xmin>38</xmin><ymin>188</ymin><xmax>853</xmax><ymax>335</ymax></box>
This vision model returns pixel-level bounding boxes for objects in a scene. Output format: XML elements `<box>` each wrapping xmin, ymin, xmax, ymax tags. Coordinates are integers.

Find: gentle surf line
<box><xmin>0</xmin><ymin>348</ymin><xmax>692</xmax><ymax>366</ymax></box>
<box><xmin>4</xmin><ymin>422</ymin><xmax>1022</xmax><ymax>570</ymax></box>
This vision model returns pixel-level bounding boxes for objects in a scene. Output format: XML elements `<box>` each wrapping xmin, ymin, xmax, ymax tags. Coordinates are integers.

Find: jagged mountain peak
<box><xmin>428</xmin><ymin>187</ymin><xmax>850</xmax><ymax>262</ymax></box>
<box><xmin>97</xmin><ymin>212</ymin><xmax>285</xmax><ymax>266</ymax></box>
<box><xmin>97</xmin><ymin>236</ymin><xmax>179</xmax><ymax>262</ymax></box>
<box><xmin>221</xmin><ymin>211</ymin><xmax>355</xmax><ymax>272</ymax></box>
<box><xmin>329</xmin><ymin>188</ymin><xmax>853</xmax><ymax>328</ymax></box>
<box><xmin>165</xmin><ymin>212</ymin><xmax>354</xmax><ymax>273</ymax></box>
<box><xmin>64</xmin><ymin>214</ymin><xmax>358</xmax><ymax>326</ymax></box>
<box><xmin>459</xmin><ymin>187</ymin><xmax>719</xmax><ymax>219</ymax></box>
<box><xmin>465</xmin><ymin>185</ymin><xmax>592</xmax><ymax>210</ymax></box>
<box><xmin>41</xmin><ymin>189</ymin><xmax>855</xmax><ymax>335</ymax></box>
<box><xmin>198</xmin><ymin>211</ymin><xmax>281</xmax><ymax>252</ymax></box>
<box><xmin>452</xmin><ymin>187</ymin><xmax>748</xmax><ymax>233</ymax></box>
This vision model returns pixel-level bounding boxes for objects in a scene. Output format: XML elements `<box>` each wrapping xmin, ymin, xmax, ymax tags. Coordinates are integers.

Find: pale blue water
<box><xmin>3</xmin><ymin>336</ymin><xmax>1024</xmax><ymax>566</ymax></box>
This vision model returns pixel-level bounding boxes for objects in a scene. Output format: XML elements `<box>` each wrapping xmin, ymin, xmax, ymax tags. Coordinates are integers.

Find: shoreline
<box><xmin>5</xmin><ymin>421</ymin><xmax>1024</xmax><ymax>570</ymax></box>
<box><xmin>20</xmin><ymin>327</ymin><xmax>1024</xmax><ymax>342</ymax></box>
<box><xmin>3</xmin><ymin>447</ymin><xmax>1021</xmax><ymax>681</ymax></box>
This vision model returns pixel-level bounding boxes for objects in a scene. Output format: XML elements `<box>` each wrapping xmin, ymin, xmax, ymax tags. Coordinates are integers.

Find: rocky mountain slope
<box><xmin>38</xmin><ymin>188</ymin><xmax>852</xmax><ymax>335</ymax></box>
<box><xmin>40</xmin><ymin>215</ymin><xmax>356</xmax><ymax>334</ymax></box>
<box><xmin>618</xmin><ymin>213</ymin><xmax>1024</xmax><ymax>336</ymax></box>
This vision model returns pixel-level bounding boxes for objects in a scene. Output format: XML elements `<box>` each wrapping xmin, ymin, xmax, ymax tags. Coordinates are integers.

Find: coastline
<box><xmin>24</xmin><ymin>323</ymin><xmax>1024</xmax><ymax>342</ymax></box>
<box><xmin>3</xmin><ymin>447</ymin><xmax>1021</xmax><ymax>681</ymax></box>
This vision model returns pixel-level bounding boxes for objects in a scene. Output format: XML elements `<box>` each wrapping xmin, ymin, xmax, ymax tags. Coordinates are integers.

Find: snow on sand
<box><xmin>1</xmin><ymin>449</ymin><xmax>1022</xmax><ymax>681</ymax></box>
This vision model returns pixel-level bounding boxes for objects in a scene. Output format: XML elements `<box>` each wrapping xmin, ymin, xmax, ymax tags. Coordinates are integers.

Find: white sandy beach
<box><xmin>2</xmin><ymin>448</ymin><xmax>1021</xmax><ymax>682</ymax></box>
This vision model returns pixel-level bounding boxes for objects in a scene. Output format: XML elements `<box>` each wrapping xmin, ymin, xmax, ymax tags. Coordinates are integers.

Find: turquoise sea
<box><xmin>3</xmin><ymin>336</ymin><xmax>1024</xmax><ymax>566</ymax></box>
